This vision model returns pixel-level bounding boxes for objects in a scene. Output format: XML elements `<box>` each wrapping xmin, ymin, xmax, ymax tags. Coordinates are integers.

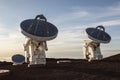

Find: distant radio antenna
<box><xmin>83</xmin><ymin>25</ymin><xmax>111</xmax><ymax>62</ymax></box>
<box><xmin>12</xmin><ymin>54</ymin><xmax>25</xmax><ymax>65</ymax></box>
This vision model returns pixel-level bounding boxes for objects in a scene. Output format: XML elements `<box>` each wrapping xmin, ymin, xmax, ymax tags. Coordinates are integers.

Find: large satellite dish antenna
<box><xmin>20</xmin><ymin>14</ymin><xmax>58</xmax><ymax>66</ymax></box>
<box><xmin>83</xmin><ymin>25</ymin><xmax>111</xmax><ymax>62</ymax></box>
<box><xmin>86</xmin><ymin>26</ymin><xmax>111</xmax><ymax>43</ymax></box>
<box><xmin>12</xmin><ymin>54</ymin><xmax>25</xmax><ymax>65</ymax></box>
<box><xmin>20</xmin><ymin>15</ymin><xmax>58</xmax><ymax>41</ymax></box>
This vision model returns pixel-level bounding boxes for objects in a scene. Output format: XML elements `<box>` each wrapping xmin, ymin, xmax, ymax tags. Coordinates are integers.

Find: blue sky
<box><xmin>0</xmin><ymin>0</ymin><xmax>120</xmax><ymax>61</ymax></box>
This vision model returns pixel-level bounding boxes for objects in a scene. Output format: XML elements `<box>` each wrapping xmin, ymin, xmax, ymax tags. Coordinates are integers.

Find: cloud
<box><xmin>102</xmin><ymin>49</ymin><xmax>120</xmax><ymax>58</ymax></box>
<box><xmin>108</xmin><ymin>1</ymin><xmax>120</xmax><ymax>11</ymax></box>
<box><xmin>53</xmin><ymin>11</ymin><xmax>89</xmax><ymax>24</ymax></box>
<box><xmin>0</xmin><ymin>26</ymin><xmax>25</xmax><ymax>56</ymax></box>
<box><xmin>68</xmin><ymin>2</ymin><xmax>120</xmax><ymax>22</ymax></box>
<box><xmin>88</xmin><ymin>19</ymin><xmax>120</xmax><ymax>27</ymax></box>
<box><xmin>112</xmin><ymin>36</ymin><xmax>120</xmax><ymax>40</ymax></box>
<box><xmin>48</xmin><ymin>25</ymin><xmax>87</xmax><ymax>45</ymax></box>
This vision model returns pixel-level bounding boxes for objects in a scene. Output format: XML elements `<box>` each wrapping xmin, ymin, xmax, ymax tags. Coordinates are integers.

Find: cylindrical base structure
<box><xmin>29</xmin><ymin>49</ymin><xmax>46</xmax><ymax>65</ymax></box>
<box><xmin>24</xmin><ymin>38</ymin><xmax>47</xmax><ymax>66</ymax></box>
<box><xmin>83</xmin><ymin>40</ymin><xmax>103</xmax><ymax>62</ymax></box>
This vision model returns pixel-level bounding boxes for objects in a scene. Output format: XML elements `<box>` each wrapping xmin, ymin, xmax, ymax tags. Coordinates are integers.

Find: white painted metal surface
<box><xmin>83</xmin><ymin>40</ymin><xmax>103</xmax><ymax>62</ymax></box>
<box><xmin>24</xmin><ymin>38</ymin><xmax>47</xmax><ymax>66</ymax></box>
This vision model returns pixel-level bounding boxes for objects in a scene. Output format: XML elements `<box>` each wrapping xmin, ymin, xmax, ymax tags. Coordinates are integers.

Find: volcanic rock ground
<box><xmin>0</xmin><ymin>54</ymin><xmax>120</xmax><ymax>80</ymax></box>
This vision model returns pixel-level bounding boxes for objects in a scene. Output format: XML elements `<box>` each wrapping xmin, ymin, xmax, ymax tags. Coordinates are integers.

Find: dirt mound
<box><xmin>103</xmin><ymin>53</ymin><xmax>120</xmax><ymax>62</ymax></box>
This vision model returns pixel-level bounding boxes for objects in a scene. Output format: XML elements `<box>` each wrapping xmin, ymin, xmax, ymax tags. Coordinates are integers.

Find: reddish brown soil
<box><xmin>0</xmin><ymin>54</ymin><xmax>120</xmax><ymax>80</ymax></box>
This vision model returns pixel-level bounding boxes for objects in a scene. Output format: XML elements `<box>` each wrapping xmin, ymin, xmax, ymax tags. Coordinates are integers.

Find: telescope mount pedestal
<box><xmin>24</xmin><ymin>38</ymin><xmax>48</xmax><ymax>66</ymax></box>
<box><xmin>83</xmin><ymin>40</ymin><xmax>103</xmax><ymax>62</ymax></box>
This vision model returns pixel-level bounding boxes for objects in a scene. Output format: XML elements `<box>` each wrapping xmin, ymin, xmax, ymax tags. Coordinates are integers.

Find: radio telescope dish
<box><xmin>12</xmin><ymin>54</ymin><xmax>25</xmax><ymax>64</ymax></box>
<box><xmin>20</xmin><ymin>15</ymin><xmax>58</xmax><ymax>66</ymax></box>
<box><xmin>20</xmin><ymin>15</ymin><xmax>58</xmax><ymax>41</ymax></box>
<box><xmin>86</xmin><ymin>25</ymin><xmax>111</xmax><ymax>43</ymax></box>
<box><xmin>83</xmin><ymin>25</ymin><xmax>111</xmax><ymax>62</ymax></box>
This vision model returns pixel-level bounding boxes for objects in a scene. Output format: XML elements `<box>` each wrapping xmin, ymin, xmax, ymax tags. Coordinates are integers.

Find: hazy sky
<box><xmin>0</xmin><ymin>0</ymin><xmax>120</xmax><ymax>61</ymax></box>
